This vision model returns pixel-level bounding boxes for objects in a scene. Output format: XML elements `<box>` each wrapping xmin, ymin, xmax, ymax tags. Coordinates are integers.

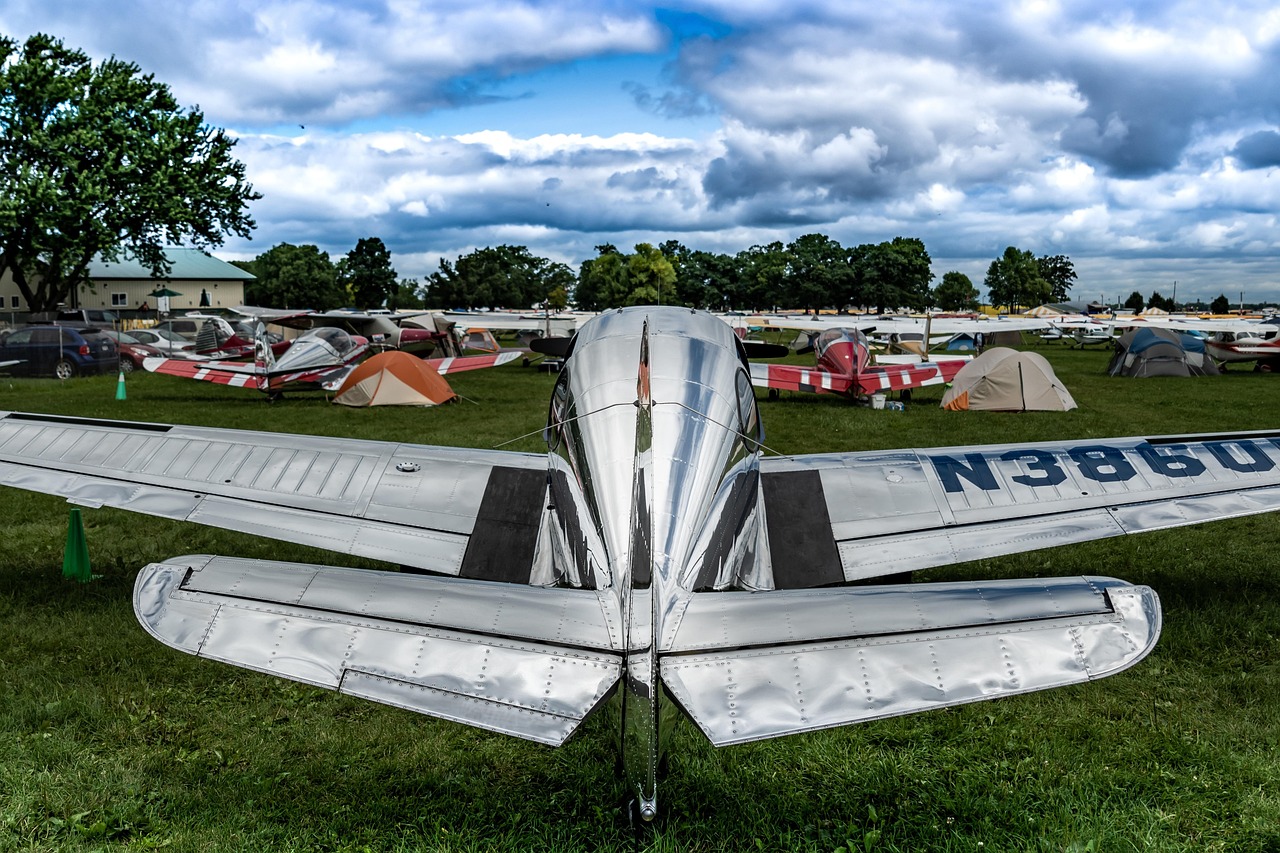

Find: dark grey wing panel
<box><xmin>136</xmin><ymin>555</ymin><xmax>622</xmax><ymax>745</ymax></box>
<box><xmin>0</xmin><ymin>411</ymin><xmax>545</xmax><ymax>575</ymax></box>
<box><xmin>661</xmin><ymin>576</ymin><xmax>1159</xmax><ymax>745</ymax></box>
<box><xmin>761</xmin><ymin>430</ymin><xmax>1280</xmax><ymax>581</ymax></box>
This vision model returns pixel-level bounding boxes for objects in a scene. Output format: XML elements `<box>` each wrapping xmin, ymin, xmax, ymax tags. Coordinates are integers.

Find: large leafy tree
<box><xmin>386</xmin><ymin>278</ymin><xmax>425</xmax><ymax>311</ymax></box>
<box><xmin>785</xmin><ymin>233</ymin><xmax>851</xmax><ymax>311</ymax></box>
<box><xmin>624</xmin><ymin>242</ymin><xmax>676</xmax><ymax>305</ymax></box>
<box><xmin>244</xmin><ymin>243</ymin><xmax>342</xmax><ymax>310</ymax></box>
<box><xmin>851</xmin><ymin>237</ymin><xmax>934</xmax><ymax>313</ymax></box>
<box><xmin>574</xmin><ymin>244</ymin><xmax>627</xmax><ymax>311</ymax></box>
<box><xmin>1124</xmin><ymin>290</ymin><xmax>1145</xmax><ymax>312</ymax></box>
<box><xmin>661</xmin><ymin>240</ymin><xmax>738</xmax><ymax>309</ymax></box>
<box><xmin>1036</xmin><ymin>254</ymin><xmax>1077</xmax><ymax>303</ymax></box>
<box><xmin>933</xmin><ymin>271</ymin><xmax>980</xmax><ymax>312</ymax></box>
<box><xmin>984</xmin><ymin>246</ymin><xmax>1048</xmax><ymax>312</ymax></box>
<box><xmin>426</xmin><ymin>244</ymin><xmax>571</xmax><ymax>310</ymax></box>
<box><xmin>338</xmin><ymin>237</ymin><xmax>397</xmax><ymax>309</ymax></box>
<box><xmin>0</xmin><ymin>34</ymin><xmax>258</xmax><ymax>312</ymax></box>
<box><xmin>734</xmin><ymin>242</ymin><xmax>789</xmax><ymax>311</ymax></box>
<box><xmin>1210</xmin><ymin>293</ymin><xmax>1231</xmax><ymax>314</ymax></box>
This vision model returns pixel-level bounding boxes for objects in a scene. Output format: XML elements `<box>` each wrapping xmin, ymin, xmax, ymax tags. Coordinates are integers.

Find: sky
<box><xmin>4</xmin><ymin>0</ymin><xmax>1280</xmax><ymax>306</ymax></box>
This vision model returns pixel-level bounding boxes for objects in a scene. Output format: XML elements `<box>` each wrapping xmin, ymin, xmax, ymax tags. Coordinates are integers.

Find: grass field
<box><xmin>1</xmin><ymin>340</ymin><xmax>1279</xmax><ymax>852</ymax></box>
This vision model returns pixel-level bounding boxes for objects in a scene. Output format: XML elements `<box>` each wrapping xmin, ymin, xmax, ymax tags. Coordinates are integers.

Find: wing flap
<box><xmin>661</xmin><ymin>578</ymin><xmax>1159</xmax><ymax>745</ymax></box>
<box><xmin>135</xmin><ymin>556</ymin><xmax>622</xmax><ymax>745</ymax></box>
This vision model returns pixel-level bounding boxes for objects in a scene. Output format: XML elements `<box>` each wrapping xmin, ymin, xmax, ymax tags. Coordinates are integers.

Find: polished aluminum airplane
<box><xmin>9</xmin><ymin>307</ymin><xmax>1280</xmax><ymax>819</ymax></box>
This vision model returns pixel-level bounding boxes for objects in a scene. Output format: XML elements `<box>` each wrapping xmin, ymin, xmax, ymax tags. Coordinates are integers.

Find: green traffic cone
<box><xmin>115</xmin><ymin>369</ymin><xmax>127</xmax><ymax>400</ymax></box>
<box><xmin>62</xmin><ymin>508</ymin><xmax>92</xmax><ymax>583</ymax></box>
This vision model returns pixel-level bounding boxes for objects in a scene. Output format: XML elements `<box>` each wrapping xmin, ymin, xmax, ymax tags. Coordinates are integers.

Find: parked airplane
<box><xmin>748</xmin><ymin>325</ymin><xmax>969</xmax><ymax>398</ymax></box>
<box><xmin>234</xmin><ymin>307</ymin><xmax>455</xmax><ymax>357</ymax></box>
<box><xmin>9</xmin><ymin>307</ymin><xmax>1280</xmax><ymax>819</ymax></box>
<box><xmin>145</xmin><ymin>326</ymin><xmax>517</xmax><ymax>399</ymax></box>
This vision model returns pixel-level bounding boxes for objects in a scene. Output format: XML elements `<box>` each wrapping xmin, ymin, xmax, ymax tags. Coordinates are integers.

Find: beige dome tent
<box><xmin>332</xmin><ymin>351</ymin><xmax>457</xmax><ymax>407</ymax></box>
<box><xmin>941</xmin><ymin>348</ymin><xmax>1076</xmax><ymax>412</ymax></box>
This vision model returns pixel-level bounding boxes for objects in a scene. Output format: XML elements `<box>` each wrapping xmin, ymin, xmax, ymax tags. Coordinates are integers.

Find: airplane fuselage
<box><xmin>543</xmin><ymin>307</ymin><xmax>764</xmax><ymax>819</ymax></box>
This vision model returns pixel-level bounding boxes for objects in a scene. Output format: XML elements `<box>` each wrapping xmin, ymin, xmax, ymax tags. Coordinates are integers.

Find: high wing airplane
<box><xmin>144</xmin><ymin>326</ymin><xmax>372</xmax><ymax>398</ymax></box>
<box><xmin>748</xmin><ymin>325</ymin><xmax>970</xmax><ymax>398</ymax></box>
<box><xmin>145</xmin><ymin>326</ymin><xmax>519</xmax><ymax>399</ymax></box>
<box><xmin>12</xmin><ymin>306</ymin><xmax>1280</xmax><ymax>820</ymax></box>
<box><xmin>234</xmin><ymin>307</ymin><xmax>455</xmax><ymax>357</ymax></box>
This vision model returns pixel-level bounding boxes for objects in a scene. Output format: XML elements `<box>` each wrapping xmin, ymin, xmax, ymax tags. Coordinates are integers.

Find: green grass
<box><xmin>2</xmin><ymin>343</ymin><xmax>1280</xmax><ymax>851</ymax></box>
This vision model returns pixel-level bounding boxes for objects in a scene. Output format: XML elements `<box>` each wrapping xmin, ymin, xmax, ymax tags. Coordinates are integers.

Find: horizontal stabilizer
<box><xmin>135</xmin><ymin>555</ymin><xmax>622</xmax><ymax>745</ymax></box>
<box><xmin>661</xmin><ymin>576</ymin><xmax>1159</xmax><ymax>745</ymax></box>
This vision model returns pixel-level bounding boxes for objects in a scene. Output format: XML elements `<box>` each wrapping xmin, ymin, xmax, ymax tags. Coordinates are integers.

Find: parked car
<box><xmin>129</xmin><ymin>327</ymin><xmax>201</xmax><ymax>357</ymax></box>
<box><xmin>28</xmin><ymin>308</ymin><xmax>122</xmax><ymax>329</ymax></box>
<box><xmin>0</xmin><ymin>325</ymin><xmax>118</xmax><ymax>378</ymax></box>
<box><xmin>151</xmin><ymin>318</ymin><xmax>202</xmax><ymax>339</ymax></box>
<box><xmin>100</xmin><ymin>329</ymin><xmax>163</xmax><ymax>373</ymax></box>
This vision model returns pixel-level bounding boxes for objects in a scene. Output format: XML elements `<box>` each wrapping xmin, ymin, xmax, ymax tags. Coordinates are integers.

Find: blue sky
<box><xmin>4</xmin><ymin>0</ymin><xmax>1280</xmax><ymax>305</ymax></box>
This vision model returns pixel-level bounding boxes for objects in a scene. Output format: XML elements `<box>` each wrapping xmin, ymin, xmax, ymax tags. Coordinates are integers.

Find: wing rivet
<box><xmin>395</xmin><ymin>461</ymin><xmax>422</xmax><ymax>473</ymax></box>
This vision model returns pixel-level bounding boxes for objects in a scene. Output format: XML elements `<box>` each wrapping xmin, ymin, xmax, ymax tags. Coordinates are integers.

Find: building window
<box><xmin>111</xmin><ymin>292</ymin><xmax>128</xmax><ymax>307</ymax></box>
<box><xmin>9</xmin><ymin>296</ymin><xmax>19</xmax><ymax>309</ymax></box>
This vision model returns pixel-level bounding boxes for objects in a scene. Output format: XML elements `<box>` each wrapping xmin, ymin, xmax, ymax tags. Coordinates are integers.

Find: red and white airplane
<box><xmin>748</xmin><ymin>325</ymin><xmax>969</xmax><ymax>399</ymax></box>
<box><xmin>145</xmin><ymin>326</ymin><xmax>520</xmax><ymax>398</ymax></box>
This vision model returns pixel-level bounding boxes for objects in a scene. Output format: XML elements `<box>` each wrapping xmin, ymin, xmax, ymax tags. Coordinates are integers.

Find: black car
<box><xmin>0</xmin><ymin>326</ymin><xmax>119</xmax><ymax>378</ymax></box>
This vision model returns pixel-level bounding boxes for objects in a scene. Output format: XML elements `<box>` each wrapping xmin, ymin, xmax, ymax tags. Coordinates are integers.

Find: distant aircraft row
<box><xmin>137</xmin><ymin>306</ymin><xmax>1280</xmax><ymax>402</ymax></box>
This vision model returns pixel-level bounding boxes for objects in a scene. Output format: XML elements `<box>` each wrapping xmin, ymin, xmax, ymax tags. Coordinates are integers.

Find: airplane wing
<box><xmin>427</xmin><ymin>352</ymin><xmax>522</xmax><ymax>374</ymax></box>
<box><xmin>143</xmin><ymin>356</ymin><xmax>262</xmax><ymax>387</ymax></box>
<box><xmin>0</xmin><ymin>409</ymin><xmax>619</xmax><ymax>745</ymax></box>
<box><xmin>755</xmin><ymin>429</ymin><xmax>1280</xmax><ymax>582</ymax></box>
<box><xmin>748</xmin><ymin>359</ymin><xmax>965</xmax><ymax>396</ymax></box>
<box><xmin>853</xmin><ymin>359</ymin><xmax>966</xmax><ymax>394</ymax></box>
<box><xmin>0</xmin><ymin>410</ymin><xmax>549</xmax><ymax>575</ymax></box>
<box><xmin>748</xmin><ymin>361</ymin><xmax>853</xmax><ymax>395</ymax></box>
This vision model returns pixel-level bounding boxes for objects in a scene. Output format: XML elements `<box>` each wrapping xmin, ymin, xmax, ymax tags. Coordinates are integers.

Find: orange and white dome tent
<box><xmin>940</xmin><ymin>347</ymin><xmax>1077</xmax><ymax>412</ymax></box>
<box><xmin>332</xmin><ymin>351</ymin><xmax>457</xmax><ymax>407</ymax></box>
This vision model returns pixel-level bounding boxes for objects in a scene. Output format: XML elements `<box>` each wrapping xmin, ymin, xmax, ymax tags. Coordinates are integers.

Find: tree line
<box><xmin>232</xmin><ymin>236</ymin><xmax>1078</xmax><ymax>314</ymax></box>
<box><xmin>417</xmin><ymin>237</ymin><xmax>1077</xmax><ymax>314</ymax></box>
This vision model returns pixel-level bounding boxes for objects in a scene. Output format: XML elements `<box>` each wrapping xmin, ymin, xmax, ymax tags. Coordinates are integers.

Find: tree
<box><xmin>337</xmin><ymin>237</ymin><xmax>397</xmax><ymax>309</ymax></box>
<box><xmin>851</xmin><ymin>237</ymin><xmax>934</xmax><ymax>313</ymax></box>
<box><xmin>0</xmin><ymin>34</ymin><xmax>258</xmax><ymax>312</ymax></box>
<box><xmin>734</xmin><ymin>242</ymin><xmax>789</xmax><ymax>311</ymax></box>
<box><xmin>1210</xmin><ymin>293</ymin><xmax>1231</xmax><ymax>314</ymax></box>
<box><xmin>575</xmin><ymin>244</ymin><xmax>628</xmax><ymax>310</ymax></box>
<box><xmin>984</xmin><ymin>247</ymin><xmax>1048</xmax><ymax>312</ymax></box>
<box><xmin>1124</xmin><ymin>291</ymin><xmax>1145</xmax><ymax>312</ymax></box>
<box><xmin>1148</xmin><ymin>291</ymin><xmax>1174</xmax><ymax>312</ymax></box>
<box><xmin>245</xmin><ymin>243</ymin><xmax>342</xmax><ymax>310</ymax></box>
<box><xmin>425</xmin><ymin>245</ymin><xmax>570</xmax><ymax>310</ymax></box>
<box><xmin>933</xmin><ymin>271</ymin><xmax>979</xmax><ymax>312</ymax></box>
<box><xmin>387</xmin><ymin>278</ymin><xmax>425</xmax><ymax>311</ymax></box>
<box><xmin>1036</xmin><ymin>254</ymin><xmax>1077</xmax><ymax>303</ymax></box>
<box><xmin>785</xmin><ymin>233</ymin><xmax>851</xmax><ymax>312</ymax></box>
<box><xmin>624</xmin><ymin>243</ymin><xmax>676</xmax><ymax>305</ymax></box>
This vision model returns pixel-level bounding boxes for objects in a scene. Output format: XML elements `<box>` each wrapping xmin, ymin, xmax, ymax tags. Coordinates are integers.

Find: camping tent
<box><xmin>332</xmin><ymin>351</ymin><xmax>457</xmax><ymax>407</ymax></box>
<box><xmin>1107</xmin><ymin>328</ymin><xmax>1220</xmax><ymax>377</ymax></box>
<box><xmin>941</xmin><ymin>348</ymin><xmax>1077</xmax><ymax>411</ymax></box>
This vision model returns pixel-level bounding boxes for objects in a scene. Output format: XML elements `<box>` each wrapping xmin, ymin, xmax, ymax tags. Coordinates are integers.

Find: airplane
<box><xmin>144</xmin><ymin>325</ymin><xmax>372</xmax><ymax>398</ymax></box>
<box><xmin>234</xmin><ymin>307</ymin><xmax>456</xmax><ymax>358</ymax></box>
<box><xmin>747</xmin><ymin>325</ymin><xmax>971</xmax><ymax>399</ymax></box>
<box><xmin>10</xmin><ymin>305</ymin><xmax>1280</xmax><ymax>821</ymax></box>
<box><xmin>144</xmin><ymin>325</ymin><xmax>519</xmax><ymax>399</ymax></box>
